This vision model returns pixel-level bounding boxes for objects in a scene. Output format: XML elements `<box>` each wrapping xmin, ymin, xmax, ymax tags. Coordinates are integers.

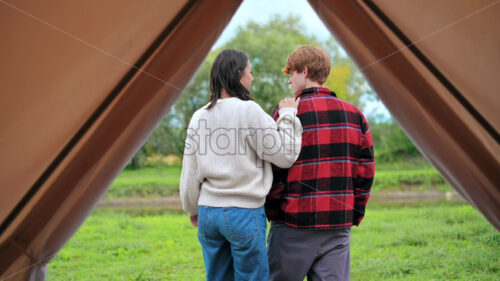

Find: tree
<box><xmin>369</xmin><ymin>117</ymin><xmax>421</xmax><ymax>162</ymax></box>
<box><xmin>126</xmin><ymin>112</ymin><xmax>184</xmax><ymax>169</ymax></box>
<box><xmin>157</xmin><ymin>15</ymin><xmax>325</xmax><ymax>162</ymax></box>
<box><xmin>173</xmin><ymin>52</ymin><xmax>215</xmax><ymax>129</ymax></box>
<box><xmin>128</xmin><ymin>15</ymin><xmax>383</xmax><ymax>166</ymax></box>
<box><xmin>174</xmin><ymin>15</ymin><xmax>370</xmax><ymax>123</ymax></box>
<box><xmin>222</xmin><ymin>15</ymin><xmax>322</xmax><ymax>113</ymax></box>
<box><xmin>323</xmin><ymin>38</ymin><xmax>374</xmax><ymax>109</ymax></box>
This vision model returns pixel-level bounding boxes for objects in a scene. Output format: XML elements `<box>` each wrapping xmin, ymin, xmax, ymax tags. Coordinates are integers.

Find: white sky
<box><xmin>213</xmin><ymin>0</ymin><xmax>332</xmax><ymax>48</ymax></box>
<box><xmin>212</xmin><ymin>0</ymin><xmax>390</xmax><ymax>120</ymax></box>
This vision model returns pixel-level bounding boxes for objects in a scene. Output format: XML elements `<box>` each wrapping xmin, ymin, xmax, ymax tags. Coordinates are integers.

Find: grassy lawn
<box><xmin>47</xmin><ymin>203</ymin><xmax>499</xmax><ymax>280</ymax></box>
<box><xmin>107</xmin><ymin>166</ymin><xmax>181</xmax><ymax>198</ymax></box>
<box><xmin>105</xmin><ymin>164</ymin><xmax>452</xmax><ymax>199</ymax></box>
<box><xmin>47</xmin><ymin>209</ymin><xmax>204</xmax><ymax>281</ymax></box>
<box><xmin>373</xmin><ymin>169</ymin><xmax>449</xmax><ymax>192</ymax></box>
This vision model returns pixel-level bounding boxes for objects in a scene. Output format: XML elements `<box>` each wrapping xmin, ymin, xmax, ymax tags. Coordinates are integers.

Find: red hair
<box><xmin>283</xmin><ymin>45</ymin><xmax>331</xmax><ymax>84</ymax></box>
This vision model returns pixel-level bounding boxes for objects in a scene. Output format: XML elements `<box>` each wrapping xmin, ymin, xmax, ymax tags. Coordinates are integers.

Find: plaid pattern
<box><xmin>265</xmin><ymin>87</ymin><xmax>375</xmax><ymax>229</ymax></box>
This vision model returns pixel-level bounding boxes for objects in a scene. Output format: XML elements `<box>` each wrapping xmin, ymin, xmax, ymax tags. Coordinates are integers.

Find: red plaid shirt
<box><xmin>265</xmin><ymin>87</ymin><xmax>375</xmax><ymax>229</ymax></box>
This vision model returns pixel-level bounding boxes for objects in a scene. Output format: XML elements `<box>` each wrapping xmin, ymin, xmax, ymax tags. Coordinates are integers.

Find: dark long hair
<box><xmin>206</xmin><ymin>49</ymin><xmax>253</xmax><ymax>110</ymax></box>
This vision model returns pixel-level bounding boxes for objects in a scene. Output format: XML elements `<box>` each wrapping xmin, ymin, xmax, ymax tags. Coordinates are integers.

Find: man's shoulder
<box><xmin>300</xmin><ymin>93</ymin><xmax>362</xmax><ymax>113</ymax></box>
<box><xmin>337</xmin><ymin>98</ymin><xmax>364</xmax><ymax>115</ymax></box>
<box><xmin>299</xmin><ymin>93</ymin><xmax>370</xmax><ymax>128</ymax></box>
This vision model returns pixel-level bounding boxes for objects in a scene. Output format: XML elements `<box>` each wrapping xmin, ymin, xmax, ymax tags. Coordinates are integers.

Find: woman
<box><xmin>179</xmin><ymin>49</ymin><xmax>302</xmax><ymax>281</ymax></box>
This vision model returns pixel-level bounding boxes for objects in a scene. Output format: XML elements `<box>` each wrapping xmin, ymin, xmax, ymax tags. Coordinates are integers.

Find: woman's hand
<box><xmin>279</xmin><ymin>97</ymin><xmax>300</xmax><ymax>109</ymax></box>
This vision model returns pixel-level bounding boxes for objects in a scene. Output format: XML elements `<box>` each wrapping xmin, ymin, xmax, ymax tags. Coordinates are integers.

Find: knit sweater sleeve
<box><xmin>179</xmin><ymin>117</ymin><xmax>201</xmax><ymax>216</ymax></box>
<box><xmin>246</xmin><ymin>101</ymin><xmax>303</xmax><ymax>168</ymax></box>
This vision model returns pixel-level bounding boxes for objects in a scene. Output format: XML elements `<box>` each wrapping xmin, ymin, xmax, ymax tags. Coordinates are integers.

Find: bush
<box><xmin>370</xmin><ymin>120</ymin><xmax>421</xmax><ymax>163</ymax></box>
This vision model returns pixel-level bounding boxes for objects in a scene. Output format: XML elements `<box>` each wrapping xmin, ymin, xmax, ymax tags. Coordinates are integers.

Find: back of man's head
<box><xmin>283</xmin><ymin>45</ymin><xmax>331</xmax><ymax>84</ymax></box>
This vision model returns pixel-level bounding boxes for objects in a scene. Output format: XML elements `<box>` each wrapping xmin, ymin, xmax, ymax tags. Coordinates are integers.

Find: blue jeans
<box><xmin>197</xmin><ymin>206</ymin><xmax>269</xmax><ymax>281</ymax></box>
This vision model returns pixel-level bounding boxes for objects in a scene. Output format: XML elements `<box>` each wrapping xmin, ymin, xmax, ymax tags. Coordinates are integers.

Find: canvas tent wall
<box><xmin>0</xmin><ymin>0</ymin><xmax>242</xmax><ymax>279</ymax></box>
<box><xmin>0</xmin><ymin>0</ymin><xmax>498</xmax><ymax>280</ymax></box>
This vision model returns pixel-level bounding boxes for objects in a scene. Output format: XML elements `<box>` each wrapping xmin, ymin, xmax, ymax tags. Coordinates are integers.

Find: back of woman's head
<box><xmin>207</xmin><ymin>49</ymin><xmax>252</xmax><ymax>110</ymax></box>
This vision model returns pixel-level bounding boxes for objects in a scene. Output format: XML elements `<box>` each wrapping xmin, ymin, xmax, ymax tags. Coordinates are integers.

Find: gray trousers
<box><xmin>267</xmin><ymin>222</ymin><xmax>351</xmax><ymax>281</ymax></box>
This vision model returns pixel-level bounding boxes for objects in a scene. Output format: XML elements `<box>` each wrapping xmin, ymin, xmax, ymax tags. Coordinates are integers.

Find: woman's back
<box><xmin>178</xmin><ymin>48</ymin><xmax>302</xmax><ymax>281</ymax></box>
<box><xmin>180</xmin><ymin>97</ymin><xmax>302</xmax><ymax>215</ymax></box>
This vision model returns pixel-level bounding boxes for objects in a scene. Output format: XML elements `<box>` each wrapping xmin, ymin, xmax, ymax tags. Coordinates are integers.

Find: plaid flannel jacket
<box><xmin>265</xmin><ymin>87</ymin><xmax>375</xmax><ymax>229</ymax></box>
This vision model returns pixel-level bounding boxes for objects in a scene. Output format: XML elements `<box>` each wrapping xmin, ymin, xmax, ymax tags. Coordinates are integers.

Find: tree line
<box><xmin>128</xmin><ymin>16</ymin><xmax>421</xmax><ymax>169</ymax></box>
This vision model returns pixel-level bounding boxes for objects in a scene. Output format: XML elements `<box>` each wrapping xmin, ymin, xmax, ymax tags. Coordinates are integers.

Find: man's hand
<box><xmin>279</xmin><ymin>97</ymin><xmax>300</xmax><ymax>109</ymax></box>
<box><xmin>190</xmin><ymin>215</ymin><xmax>198</xmax><ymax>227</ymax></box>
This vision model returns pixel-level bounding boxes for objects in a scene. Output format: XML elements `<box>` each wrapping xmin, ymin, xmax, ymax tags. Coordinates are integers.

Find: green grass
<box><xmin>351</xmin><ymin>203</ymin><xmax>499</xmax><ymax>280</ymax></box>
<box><xmin>47</xmin><ymin>203</ymin><xmax>499</xmax><ymax>280</ymax></box>
<box><xmin>373</xmin><ymin>169</ymin><xmax>449</xmax><ymax>192</ymax></box>
<box><xmin>107</xmin><ymin>166</ymin><xmax>181</xmax><ymax>198</ymax></box>
<box><xmin>106</xmin><ymin>164</ymin><xmax>452</xmax><ymax>199</ymax></box>
<box><xmin>372</xmin><ymin>159</ymin><xmax>451</xmax><ymax>192</ymax></box>
<box><xmin>374</xmin><ymin>157</ymin><xmax>433</xmax><ymax>171</ymax></box>
<box><xmin>48</xmin><ymin>209</ymin><xmax>204</xmax><ymax>281</ymax></box>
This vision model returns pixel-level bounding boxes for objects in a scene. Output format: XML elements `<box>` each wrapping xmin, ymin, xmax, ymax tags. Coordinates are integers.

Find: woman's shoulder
<box><xmin>239</xmin><ymin>99</ymin><xmax>264</xmax><ymax>112</ymax></box>
<box><xmin>193</xmin><ymin>105</ymin><xmax>207</xmax><ymax>117</ymax></box>
<box><xmin>217</xmin><ymin>98</ymin><xmax>264</xmax><ymax>113</ymax></box>
<box><xmin>194</xmin><ymin>98</ymin><xmax>265</xmax><ymax>117</ymax></box>
<box><xmin>189</xmin><ymin>104</ymin><xmax>211</xmax><ymax>125</ymax></box>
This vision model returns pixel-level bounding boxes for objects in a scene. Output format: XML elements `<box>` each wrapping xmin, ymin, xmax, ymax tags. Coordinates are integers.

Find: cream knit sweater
<box><xmin>179</xmin><ymin>97</ymin><xmax>302</xmax><ymax>215</ymax></box>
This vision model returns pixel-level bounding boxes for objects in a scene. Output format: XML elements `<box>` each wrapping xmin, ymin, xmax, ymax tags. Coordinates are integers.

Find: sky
<box><xmin>212</xmin><ymin>0</ymin><xmax>391</xmax><ymax>121</ymax></box>
<box><xmin>213</xmin><ymin>0</ymin><xmax>331</xmax><ymax>48</ymax></box>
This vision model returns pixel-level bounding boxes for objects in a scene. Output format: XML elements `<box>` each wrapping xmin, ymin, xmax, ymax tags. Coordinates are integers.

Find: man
<box><xmin>265</xmin><ymin>45</ymin><xmax>375</xmax><ymax>281</ymax></box>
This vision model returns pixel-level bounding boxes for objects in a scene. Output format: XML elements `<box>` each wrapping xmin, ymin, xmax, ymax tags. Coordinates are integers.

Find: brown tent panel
<box><xmin>0</xmin><ymin>0</ymin><xmax>242</xmax><ymax>279</ymax></box>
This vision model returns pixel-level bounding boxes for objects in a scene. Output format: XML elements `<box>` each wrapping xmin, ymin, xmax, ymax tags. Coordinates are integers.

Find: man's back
<box><xmin>265</xmin><ymin>86</ymin><xmax>374</xmax><ymax>229</ymax></box>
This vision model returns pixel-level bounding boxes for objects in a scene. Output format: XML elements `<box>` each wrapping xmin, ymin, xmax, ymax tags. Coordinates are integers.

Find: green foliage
<box><xmin>127</xmin><ymin>147</ymin><xmax>148</xmax><ymax>169</ymax></box>
<box><xmin>222</xmin><ymin>15</ymin><xmax>322</xmax><ymax>113</ymax></box>
<box><xmin>126</xmin><ymin>115</ymin><xmax>184</xmax><ymax>169</ymax></box>
<box><xmin>323</xmin><ymin>38</ymin><xmax>373</xmax><ymax>108</ymax></box>
<box><xmin>130</xmin><ymin>15</ymin><xmax>324</xmax><ymax>165</ymax></box>
<box><xmin>128</xmin><ymin>14</ymin><xmax>420</xmax><ymax>168</ymax></box>
<box><xmin>48</xmin><ymin>204</ymin><xmax>499</xmax><ymax>280</ymax></box>
<box><xmin>370</xmin><ymin>119</ymin><xmax>421</xmax><ymax>162</ymax></box>
<box><xmin>174</xmin><ymin>52</ymin><xmax>216</xmax><ymax>129</ymax></box>
<box><xmin>145</xmin><ymin>116</ymin><xmax>184</xmax><ymax>157</ymax></box>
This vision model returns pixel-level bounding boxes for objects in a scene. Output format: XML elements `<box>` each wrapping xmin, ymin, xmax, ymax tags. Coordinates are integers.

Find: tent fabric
<box><xmin>0</xmin><ymin>0</ymin><xmax>499</xmax><ymax>279</ymax></box>
<box><xmin>0</xmin><ymin>0</ymin><xmax>242</xmax><ymax>279</ymax></box>
<box><xmin>0</xmin><ymin>0</ymin><xmax>188</xmax><ymax>232</ymax></box>
<box><xmin>308</xmin><ymin>0</ymin><xmax>499</xmax><ymax>228</ymax></box>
